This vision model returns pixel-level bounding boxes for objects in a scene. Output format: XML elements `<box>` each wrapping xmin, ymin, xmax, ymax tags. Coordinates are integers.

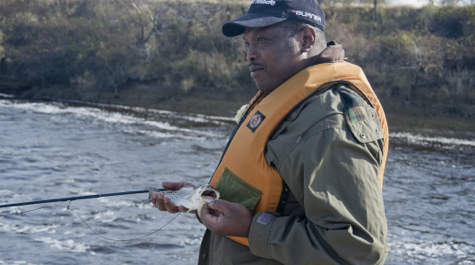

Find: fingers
<box><xmin>199</xmin><ymin>204</ymin><xmax>227</xmax><ymax>235</ymax></box>
<box><xmin>206</xmin><ymin>199</ymin><xmax>228</xmax><ymax>213</ymax></box>
<box><xmin>199</xmin><ymin>204</ymin><xmax>223</xmax><ymax>224</ymax></box>
<box><xmin>151</xmin><ymin>181</ymin><xmax>197</xmax><ymax>214</ymax></box>
<box><xmin>152</xmin><ymin>193</ymin><xmax>166</xmax><ymax>211</ymax></box>
<box><xmin>161</xmin><ymin>181</ymin><xmax>195</xmax><ymax>191</ymax></box>
<box><xmin>152</xmin><ymin>193</ymin><xmax>180</xmax><ymax>213</ymax></box>
<box><xmin>152</xmin><ymin>192</ymin><xmax>195</xmax><ymax>214</ymax></box>
<box><xmin>178</xmin><ymin>206</ymin><xmax>196</xmax><ymax>214</ymax></box>
<box><xmin>201</xmin><ymin>204</ymin><xmax>220</xmax><ymax>218</ymax></box>
<box><xmin>200</xmin><ymin>200</ymin><xmax>224</xmax><ymax>217</ymax></box>
<box><xmin>199</xmin><ymin>200</ymin><xmax>252</xmax><ymax>237</ymax></box>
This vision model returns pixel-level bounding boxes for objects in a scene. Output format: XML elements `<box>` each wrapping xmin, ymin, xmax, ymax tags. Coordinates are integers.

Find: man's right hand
<box><xmin>152</xmin><ymin>181</ymin><xmax>195</xmax><ymax>214</ymax></box>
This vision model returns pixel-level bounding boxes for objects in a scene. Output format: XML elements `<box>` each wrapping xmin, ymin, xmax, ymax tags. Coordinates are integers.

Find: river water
<box><xmin>0</xmin><ymin>97</ymin><xmax>473</xmax><ymax>265</ymax></box>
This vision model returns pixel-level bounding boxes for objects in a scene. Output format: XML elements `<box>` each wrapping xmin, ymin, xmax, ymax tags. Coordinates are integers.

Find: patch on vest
<box><xmin>247</xmin><ymin>111</ymin><xmax>266</xmax><ymax>132</ymax></box>
<box><xmin>337</xmin><ymin>87</ymin><xmax>369</xmax><ymax>125</ymax></box>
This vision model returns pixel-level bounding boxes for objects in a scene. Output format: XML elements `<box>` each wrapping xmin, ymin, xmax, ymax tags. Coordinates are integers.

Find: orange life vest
<box><xmin>209</xmin><ymin>61</ymin><xmax>389</xmax><ymax>246</ymax></box>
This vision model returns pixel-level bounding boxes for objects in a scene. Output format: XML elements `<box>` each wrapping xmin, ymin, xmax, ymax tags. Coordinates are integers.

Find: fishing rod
<box><xmin>0</xmin><ymin>188</ymin><xmax>165</xmax><ymax>208</ymax></box>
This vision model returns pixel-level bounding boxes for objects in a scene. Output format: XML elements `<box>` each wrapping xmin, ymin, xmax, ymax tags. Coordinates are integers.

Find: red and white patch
<box><xmin>247</xmin><ymin>111</ymin><xmax>265</xmax><ymax>132</ymax></box>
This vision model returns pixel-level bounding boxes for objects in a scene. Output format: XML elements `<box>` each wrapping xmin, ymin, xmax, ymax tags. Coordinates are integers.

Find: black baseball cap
<box><xmin>222</xmin><ymin>0</ymin><xmax>325</xmax><ymax>37</ymax></box>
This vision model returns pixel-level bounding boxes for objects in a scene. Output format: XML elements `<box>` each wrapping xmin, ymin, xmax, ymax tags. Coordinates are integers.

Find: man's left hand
<box><xmin>199</xmin><ymin>200</ymin><xmax>252</xmax><ymax>237</ymax></box>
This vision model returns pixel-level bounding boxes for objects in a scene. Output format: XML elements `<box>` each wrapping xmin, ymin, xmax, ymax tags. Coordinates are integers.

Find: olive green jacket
<box><xmin>198</xmin><ymin>83</ymin><xmax>389</xmax><ymax>265</ymax></box>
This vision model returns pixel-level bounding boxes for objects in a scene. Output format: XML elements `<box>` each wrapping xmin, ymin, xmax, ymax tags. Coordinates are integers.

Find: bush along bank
<box><xmin>0</xmin><ymin>0</ymin><xmax>474</xmax><ymax>119</ymax></box>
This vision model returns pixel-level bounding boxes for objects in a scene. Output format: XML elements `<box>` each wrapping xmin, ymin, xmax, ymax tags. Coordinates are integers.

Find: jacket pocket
<box><xmin>216</xmin><ymin>168</ymin><xmax>262</xmax><ymax>213</ymax></box>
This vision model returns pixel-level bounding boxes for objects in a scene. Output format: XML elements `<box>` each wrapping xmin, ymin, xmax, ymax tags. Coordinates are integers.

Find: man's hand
<box><xmin>199</xmin><ymin>200</ymin><xmax>252</xmax><ymax>237</ymax></box>
<box><xmin>152</xmin><ymin>181</ymin><xmax>195</xmax><ymax>214</ymax></box>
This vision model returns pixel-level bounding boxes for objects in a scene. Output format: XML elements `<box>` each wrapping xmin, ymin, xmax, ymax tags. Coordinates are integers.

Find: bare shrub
<box><xmin>446</xmin><ymin>68</ymin><xmax>475</xmax><ymax>103</ymax></box>
<box><xmin>0</xmin><ymin>0</ymin><xmax>473</xmax><ymax>110</ymax></box>
<box><xmin>70</xmin><ymin>71</ymin><xmax>97</xmax><ymax>91</ymax></box>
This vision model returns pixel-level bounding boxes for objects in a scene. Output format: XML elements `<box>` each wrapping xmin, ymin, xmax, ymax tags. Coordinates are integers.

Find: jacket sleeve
<box><xmin>248</xmin><ymin>119</ymin><xmax>389</xmax><ymax>264</ymax></box>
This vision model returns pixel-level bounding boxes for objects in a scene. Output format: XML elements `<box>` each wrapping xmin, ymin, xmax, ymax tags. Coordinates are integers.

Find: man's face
<box><xmin>243</xmin><ymin>25</ymin><xmax>300</xmax><ymax>94</ymax></box>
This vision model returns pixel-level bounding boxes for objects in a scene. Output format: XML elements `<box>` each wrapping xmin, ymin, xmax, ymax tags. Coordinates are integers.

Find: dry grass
<box><xmin>0</xmin><ymin>0</ymin><xmax>474</xmax><ymax>119</ymax></box>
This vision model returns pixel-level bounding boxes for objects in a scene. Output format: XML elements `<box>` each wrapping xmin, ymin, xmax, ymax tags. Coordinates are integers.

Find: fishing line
<box><xmin>66</xmin><ymin>201</ymin><xmax>181</xmax><ymax>241</ymax></box>
<box><xmin>0</xmin><ymin>200</ymin><xmax>181</xmax><ymax>241</ymax></box>
<box><xmin>1</xmin><ymin>205</ymin><xmax>63</xmax><ymax>215</ymax></box>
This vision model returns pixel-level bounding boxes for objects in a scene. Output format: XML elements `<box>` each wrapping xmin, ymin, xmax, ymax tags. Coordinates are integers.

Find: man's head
<box><xmin>222</xmin><ymin>0</ymin><xmax>327</xmax><ymax>94</ymax></box>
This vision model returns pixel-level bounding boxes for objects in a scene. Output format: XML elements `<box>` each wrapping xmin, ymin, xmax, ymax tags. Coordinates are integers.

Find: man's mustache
<box><xmin>249</xmin><ymin>63</ymin><xmax>264</xmax><ymax>70</ymax></box>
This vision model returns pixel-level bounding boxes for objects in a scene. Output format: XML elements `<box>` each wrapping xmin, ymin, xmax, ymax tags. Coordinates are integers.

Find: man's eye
<box><xmin>245</xmin><ymin>42</ymin><xmax>250</xmax><ymax>48</ymax></box>
<box><xmin>257</xmin><ymin>38</ymin><xmax>267</xmax><ymax>42</ymax></box>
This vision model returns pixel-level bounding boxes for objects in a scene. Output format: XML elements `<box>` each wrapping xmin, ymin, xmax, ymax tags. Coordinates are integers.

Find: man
<box><xmin>153</xmin><ymin>0</ymin><xmax>389</xmax><ymax>264</ymax></box>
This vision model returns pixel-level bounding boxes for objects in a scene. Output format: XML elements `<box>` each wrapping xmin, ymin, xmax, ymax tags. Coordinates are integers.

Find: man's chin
<box><xmin>254</xmin><ymin>81</ymin><xmax>276</xmax><ymax>95</ymax></box>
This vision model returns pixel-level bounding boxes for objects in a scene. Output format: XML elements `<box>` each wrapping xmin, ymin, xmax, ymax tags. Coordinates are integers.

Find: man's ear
<box><xmin>299</xmin><ymin>27</ymin><xmax>316</xmax><ymax>52</ymax></box>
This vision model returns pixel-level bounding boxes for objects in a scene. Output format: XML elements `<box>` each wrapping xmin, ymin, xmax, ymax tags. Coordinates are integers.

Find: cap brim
<box><xmin>222</xmin><ymin>13</ymin><xmax>287</xmax><ymax>37</ymax></box>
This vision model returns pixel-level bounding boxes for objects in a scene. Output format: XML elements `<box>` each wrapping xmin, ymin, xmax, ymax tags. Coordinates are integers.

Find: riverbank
<box><xmin>2</xmin><ymin>82</ymin><xmax>474</xmax><ymax>140</ymax></box>
<box><xmin>1</xmin><ymin>2</ymin><xmax>474</xmax><ymax>113</ymax></box>
<box><xmin>1</xmin><ymin>1</ymin><xmax>474</xmax><ymax>137</ymax></box>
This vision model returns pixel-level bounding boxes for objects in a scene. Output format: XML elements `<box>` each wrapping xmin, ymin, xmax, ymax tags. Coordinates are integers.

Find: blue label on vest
<box><xmin>247</xmin><ymin>111</ymin><xmax>266</xmax><ymax>132</ymax></box>
<box><xmin>257</xmin><ymin>212</ymin><xmax>274</xmax><ymax>225</ymax></box>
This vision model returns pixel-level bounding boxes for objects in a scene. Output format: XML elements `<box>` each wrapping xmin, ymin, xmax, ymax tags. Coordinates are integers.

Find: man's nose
<box><xmin>246</xmin><ymin>45</ymin><xmax>258</xmax><ymax>62</ymax></box>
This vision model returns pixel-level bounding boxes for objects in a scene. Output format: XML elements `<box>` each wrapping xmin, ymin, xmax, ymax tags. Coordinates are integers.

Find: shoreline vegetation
<box><xmin>0</xmin><ymin>0</ymin><xmax>474</xmax><ymax>135</ymax></box>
